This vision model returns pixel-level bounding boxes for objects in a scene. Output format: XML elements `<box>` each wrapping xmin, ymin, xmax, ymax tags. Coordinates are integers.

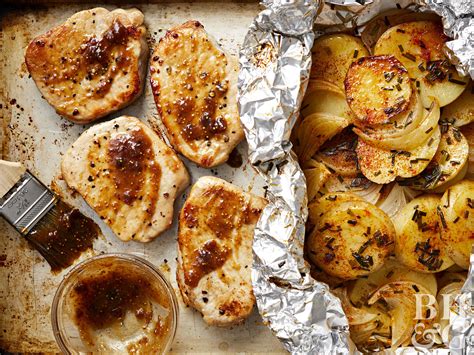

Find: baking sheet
<box><xmin>0</xmin><ymin>2</ymin><xmax>286</xmax><ymax>353</ymax></box>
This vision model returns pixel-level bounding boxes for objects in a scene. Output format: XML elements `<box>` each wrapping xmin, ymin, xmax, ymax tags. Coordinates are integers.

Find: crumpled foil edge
<box><xmin>238</xmin><ymin>0</ymin><xmax>350</xmax><ymax>354</ymax></box>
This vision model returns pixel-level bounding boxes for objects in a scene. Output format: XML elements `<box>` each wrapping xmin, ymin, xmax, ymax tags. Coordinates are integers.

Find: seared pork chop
<box><xmin>25</xmin><ymin>8</ymin><xmax>147</xmax><ymax>123</ymax></box>
<box><xmin>177</xmin><ymin>176</ymin><xmax>266</xmax><ymax>326</ymax></box>
<box><xmin>61</xmin><ymin>116</ymin><xmax>189</xmax><ymax>242</ymax></box>
<box><xmin>150</xmin><ymin>21</ymin><xmax>244</xmax><ymax>168</ymax></box>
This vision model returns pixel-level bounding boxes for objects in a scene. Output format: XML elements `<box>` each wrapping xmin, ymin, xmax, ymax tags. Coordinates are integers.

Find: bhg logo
<box><xmin>410</xmin><ymin>292</ymin><xmax>474</xmax><ymax>351</ymax></box>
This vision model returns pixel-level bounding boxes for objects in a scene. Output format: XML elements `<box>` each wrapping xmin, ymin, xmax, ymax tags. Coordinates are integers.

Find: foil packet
<box><xmin>238</xmin><ymin>0</ymin><xmax>473</xmax><ymax>354</ymax></box>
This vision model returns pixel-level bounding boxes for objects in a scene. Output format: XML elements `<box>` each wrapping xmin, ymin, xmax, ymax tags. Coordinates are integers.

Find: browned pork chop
<box><xmin>25</xmin><ymin>8</ymin><xmax>147</xmax><ymax>123</ymax></box>
<box><xmin>150</xmin><ymin>21</ymin><xmax>244</xmax><ymax>168</ymax></box>
<box><xmin>61</xmin><ymin>116</ymin><xmax>190</xmax><ymax>242</ymax></box>
<box><xmin>177</xmin><ymin>176</ymin><xmax>266</xmax><ymax>326</ymax></box>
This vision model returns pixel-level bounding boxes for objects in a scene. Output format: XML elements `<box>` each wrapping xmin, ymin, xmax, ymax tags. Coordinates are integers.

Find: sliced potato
<box><xmin>461</xmin><ymin>123</ymin><xmax>474</xmax><ymax>179</ymax></box>
<box><xmin>356</xmin><ymin>126</ymin><xmax>441</xmax><ymax>184</ymax></box>
<box><xmin>348</xmin><ymin>258</ymin><xmax>438</xmax><ymax>306</ymax></box>
<box><xmin>368</xmin><ymin>281</ymin><xmax>438</xmax><ymax>350</ymax></box>
<box><xmin>354</xmin><ymin>97</ymin><xmax>439</xmax><ymax>151</ymax></box>
<box><xmin>400</xmin><ymin>125</ymin><xmax>469</xmax><ymax>191</ymax></box>
<box><xmin>322</xmin><ymin>175</ymin><xmax>382</xmax><ymax>205</ymax></box>
<box><xmin>441</xmin><ymin>80</ymin><xmax>474</xmax><ymax>127</ymax></box>
<box><xmin>296</xmin><ymin>113</ymin><xmax>349</xmax><ymax>163</ymax></box>
<box><xmin>394</xmin><ymin>195</ymin><xmax>454</xmax><ymax>273</ymax></box>
<box><xmin>310</xmin><ymin>34</ymin><xmax>369</xmax><ymax>90</ymax></box>
<box><xmin>301</xmin><ymin>87</ymin><xmax>352</xmax><ymax>120</ymax></box>
<box><xmin>308</xmin><ymin>192</ymin><xmax>364</xmax><ymax>227</ymax></box>
<box><xmin>438</xmin><ymin>180</ymin><xmax>474</xmax><ymax>269</ymax></box>
<box><xmin>345</xmin><ymin>55</ymin><xmax>413</xmax><ymax>125</ymax></box>
<box><xmin>374</xmin><ymin>21</ymin><xmax>468</xmax><ymax>107</ymax></box>
<box><xmin>437</xmin><ymin>271</ymin><xmax>466</xmax><ymax>290</ymax></box>
<box><xmin>307</xmin><ymin>195</ymin><xmax>395</xmax><ymax>280</ymax></box>
<box><xmin>315</xmin><ymin>127</ymin><xmax>359</xmax><ymax>177</ymax></box>
<box><xmin>361</xmin><ymin>9</ymin><xmax>442</xmax><ymax>50</ymax></box>
<box><xmin>302</xmin><ymin>159</ymin><xmax>332</xmax><ymax>203</ymax></box>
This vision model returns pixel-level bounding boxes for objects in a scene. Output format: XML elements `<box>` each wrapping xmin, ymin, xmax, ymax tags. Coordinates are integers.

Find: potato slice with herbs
<box><xmin>460</xmin><ymin>123</ymin><xmax>474</xmax><ymax>179</ymax></box>
<box><xmin>399</xmin><ymin>125</ymin><xmax>469</xmax><ymax>191</ymax></box>
<box><xmin>354</xmin><ymin>97</ymin><xmax>438</xmax><ymax>151</ymax></box>
<box><xmin>308</xmin><ymin>192</ymin><xmax>364</xmax><ymax>227</ymax></box>
<box><xmin>307</xmin><ymin>196</ymin><xmax>395</xmax><ymax>280</ymax></box>
<box><xmin>296</xmin><ymin>113</ymin><xmax>349</xmax><ymax>163</ymax></box>
<box><xmin>368</xmin><ymin>281</ymin><xmax>438</xmax><ymax>350</ymax></box>
<box><xmin>374</xmin><ymin>21</ymin><xmax>468</xmax><ymax>107</ymax></box>
<box><xmin>345</xmin><ymin>55</ymin><xmax>413</xmax><ymax>126</ymax></box>
<box><xmin>302</xmin><ymin>159</ymin><xmax>332</xmax><ymax>203</ymax></box>
<box><xmin>394</xmin><ymin>195</ymin><xmax>454</xmax><ymax>273</ymax></box>
<box><xmin>310</xmin><ymin>34</ymin><xmax>369</xmax><ymax>90</ymax></box>
<box><xmin>348</xmin><ymin>258</ymin><xmax>438</xmax><ymax>306</ymax></box>
<box><xmin>441</xmin><ymin>80</ymin><xmax>474</xmax><ymax>127</ymax></box>
<box><xmin>356</xmin><ymin>126</ymin><xmax>441</xmax><ymax>184</ymax></box>
<box><xmin>301</xmin><ymin>87</ymin><xmax>352</xmax><ymax>120</ymax></box>
<box><xmin>315</xmin><ymin>127</ymin><xmax>359</xmax><ymax>177</ymax></box>
<box><xmin>438</xmin><ymin>180</ymin><xmax>474</xmax><ymax>269</ymax></box>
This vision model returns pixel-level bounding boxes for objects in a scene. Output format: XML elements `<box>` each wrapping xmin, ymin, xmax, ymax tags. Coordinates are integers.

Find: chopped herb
<box><xmin>425</xmin><ymin>127</ymin><xmax>433</xmax><ymax>134</ymax></box>
<box><xmin>318</xmin><ymin>223</ymin><xmax>331</xmax><ymax>232</ymax></box>
<box><xmin>398</xmin><ymin>44</ymin><xmax>404</xmax><ymax>52</ymax></box>
<box><xmin>410</xmin><ymin>158</ymin><xmax>430</xmax><ymax>164</ymax></box>
<box><xmin>437</xmin><ymin>206</ymin><xmax>447</xmax><ymax>228</ymax></box>
<box><xmin>327</xmin><ymin>195</ymin><xmax>337</xmax><ymax>201</ymax></box>
<box><xmin>396</xmin><ymin>84</ymin><xmax>402</xmax><ymax>91</ymax></box>
<box><xmin>324</xmin><ymin>253</ymin><xmax>335</xmax><ymax>263</ymax></box>
<box><xmin>465</xmin><ymin>211</ymin><xmax>470</xmax><ymax>219</ymax></box>
<box><xmin>358</xmin><ymin>239</ymin><xmax>372</xmax><ymax>254</ymax></box>
<box><xmin>337</xmin><ymin>175</ymin><xmax>344</xmax><ymax>183</ymax></box>
<box><xmin>451</xmin><ymin>160</ymin><xmax>461</xmax><ymax>166</ymax></box>
<box><xmin>448</xmin><ymin>77</ymin><xmax>467</xmax><ymax>85</ymax></box>
<box><xmin>384</xmin><ymin>16</ymin><xmax>390</xmax><ymax>26</ymax></box>
<box><xmin>418</xmin><ymin>63</ymin><xmax>425</xmax><ymax>72</ymax></box>
<box><xmin>386</xmin><ymin>270</ymin><xmax>394</xmax><ymax>278</ymax></box>
<box><xmin>416</xmin><ymin>239</ymin><xmax>443</xmax><ymax>271</ymax></box>
<box><xmin>453</xmin><ymin>216</ymin><xmax>460</xmax><ymax>223</ymax></box>
<box><xmin>353</xmin><ymin>49</ymin><xmax>359</xmax><ymax>58</ymax></box>
<box><xmin>402</xmin><ymin>53</ymin><xmax>417</xmax><ymax>62</ymax></box>
<box><xmin>396</xmin><ymin>28</ymin><xmax>406</xmax><ymax>33</ymax></box>
<box><xmin>366</xmin><ymin>227</ymin><xmax>371</xmax><ymax>235</ymax></box>
<box><xmin>325</xmin><ymin>237</ymin><xmax>335</xmax><ymax>250</ymax></box>
<box><xmin>348</xmin><ymin>220</ymin><xmax>357</xmax><ymax>226</ymax></box>
<box><xmin>384</xmin><ymin>72</ymin><xmax>395</xmax><ymax>82</ymax></box>
<box><xmin>382</xmin><ymin>87</ymin><xmax>394</xmax><ymax>91</ymax></box>
<box><xmin>453</xmin><ymin>128</ymin><xmax>462</xmax><ymax>142</ymax></box>
<box><xmin>352</xmin><ymin>252</ymin><xmax>373</xmax><ymax>270</ymax></box>
<box><xmin>412</xmin><ymin>285</ymin><xmax>420</xmax><ymax>292</ymax></box>
<box><xmin>416</xmin><ymin>80</ymin><xmax>420</xmax><ymax>87</ymax></box>
<box><xmin>468</xmin><ymin>198</ymin><xmax>473</xmax><ymax>209</ymax></box>
<box><xmin>428</xmin><ymin>137</ymin><xmax>434</xmax><ymax>146</ymax></box>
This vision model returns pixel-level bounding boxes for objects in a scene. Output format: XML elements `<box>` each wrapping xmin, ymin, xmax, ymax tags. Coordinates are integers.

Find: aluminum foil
<box><xmin>238</xmin><ymin>0</ymin><xmax>350</xmax><ymax>354</ymax></box>
<box><xmin>239</xmin><ymin>0</ymin><xmax>473</xmax><ymax>353</ymax></box>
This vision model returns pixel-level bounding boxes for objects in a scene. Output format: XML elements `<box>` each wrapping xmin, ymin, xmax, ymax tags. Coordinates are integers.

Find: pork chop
<box><xmin>150</xmin><ymin>21</ymin><xmax>244</xmax><ymax>168</ymax></box>
<box><xmin>25</xmin><ymin>8</ymin><xmax>148</xmax><ymax>123</ymax></box>
<box><xmin>61</xmin><ymin>116</ymin><xmax>190</xmax><ymax>242</ymax></box>
<box><xmin>176</xmin><ymin>176</ymin><xmax>266</xmax><ymax>326</ymax></box>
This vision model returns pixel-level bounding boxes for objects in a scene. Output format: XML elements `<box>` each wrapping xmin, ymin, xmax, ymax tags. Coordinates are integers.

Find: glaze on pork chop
<box><xmin>150</xmin><ymin>21</ymin><xmax>244</xmax><ymax>168</ymax></box>
<box><xmin>25</xmin><ymin>8</ymin><xmax>147</xmax><ymax>123</ymax></box>
<box><xmin>61</xmin><ymin>116</ymin><xmax>190</xmax><ymax>242</ymax></box>
<box><xmin>177</xmin><ymin>176</ymin><xmax>266</xmax><ymax>326</ymax></box>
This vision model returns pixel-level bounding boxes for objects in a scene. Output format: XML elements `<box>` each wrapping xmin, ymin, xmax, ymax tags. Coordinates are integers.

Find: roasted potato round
<box><xmin>394</xmin><ymin>194</ymin><xmax>454</xmax><ymax>273</ymax></box>
<box><xmin>460</xmin><ymin>123</ymin><xmax>474</xmax><ymax>179</ymax></box>
<box><xmin>400</xmin><ymin>125</ymin><xmax>469</xmax><ymax>191</ymax></box>
<box><xmin>441</xmin><ymin>80</ymin><xmax>474</xmax><ymax>127</ymax></box>
<box><xmin>307</xmin><ymin>194</ymin><xmax>395</xmax><ymax>280</ymax></box>
<box><xmin>345</xmin><ymin>55</ymin><xmax>413</xmax><ymax>126</ymax></box>
<box><xmin>374</xmin><ymin>21</ymin><xmax>468</xmax><ymax>107</ymax></box>
<box><xmin>438</xmin><ymin>180</ymin><xmax>474</xmax><ymax>269</ymax></box>
<box><xmin>356</xmin><ymin>126</ymin><xmax>441</xmax><ymax>184</ymax></box>
<box><xmin>310</xmin><ymin>34</ymin><xmax>369</xmax><ymax>90</ymax></box>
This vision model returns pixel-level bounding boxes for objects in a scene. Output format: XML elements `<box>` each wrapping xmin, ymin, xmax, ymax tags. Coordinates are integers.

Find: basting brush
<box><xmin>0</xmin><ymin>159</ymin><xmax>99</xmax><ymax>272</ymax></box>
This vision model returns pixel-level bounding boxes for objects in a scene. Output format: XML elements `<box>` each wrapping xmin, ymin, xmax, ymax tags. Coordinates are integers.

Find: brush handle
<box><xmin>0</xmin><ymin>160</ymin><xmax>26</xmax><ymax>199</ymax></box>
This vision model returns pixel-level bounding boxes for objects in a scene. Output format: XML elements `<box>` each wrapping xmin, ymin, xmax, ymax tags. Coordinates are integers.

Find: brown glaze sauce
<box><xmin>107</xmin><ymin>128</ymin><xmax>161</xmax><ymax>206</ymax></box>
<box><xmin>184</xmin><ymin>240</ymin><xmax>230</xmax><ymax>288</ymax></box>
<box><xmin>27</xmin><ymin>200</ymin><xmax>99</xmax><ymax>273</ymax></box>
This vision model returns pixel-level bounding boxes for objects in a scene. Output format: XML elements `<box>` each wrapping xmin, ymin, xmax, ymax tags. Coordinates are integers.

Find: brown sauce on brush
<box><xmin>27</xmin><ymin>200</ymin><xmax>99</xmax><ymax>272</ymax></box>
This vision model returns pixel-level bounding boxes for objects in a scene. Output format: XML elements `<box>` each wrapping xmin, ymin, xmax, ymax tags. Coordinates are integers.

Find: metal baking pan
<box><xmin>0</xmin><ymin>2</ymin><xmax>286</xmax><ymax>352</ymax></box>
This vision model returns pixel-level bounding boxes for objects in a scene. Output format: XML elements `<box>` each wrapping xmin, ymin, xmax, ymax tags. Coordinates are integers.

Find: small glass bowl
<box><xmin>51</xmin><ymin>253</ymin><xmax>178</xmax><ymax>354</ymax></box>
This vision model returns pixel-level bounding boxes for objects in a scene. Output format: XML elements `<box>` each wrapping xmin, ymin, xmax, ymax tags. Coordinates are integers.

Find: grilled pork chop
<box><xmin>177</xmin><ymin>176</ymin><xmax>266</xmax><ymax>326</ymax></box>
<box><xmin>150</xmin><ymin>21</ymin><xmax>244</xmax><ymax>168</ymax></box>
<box><xmin>61</xmin><ymin>116</ymin><xmax>190</xmax><ymax>242</ymax></box>
<box><xmin>25</xmin><ymin>8</ymin><xmax>147</xmax><ymax>123</ymax></box>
